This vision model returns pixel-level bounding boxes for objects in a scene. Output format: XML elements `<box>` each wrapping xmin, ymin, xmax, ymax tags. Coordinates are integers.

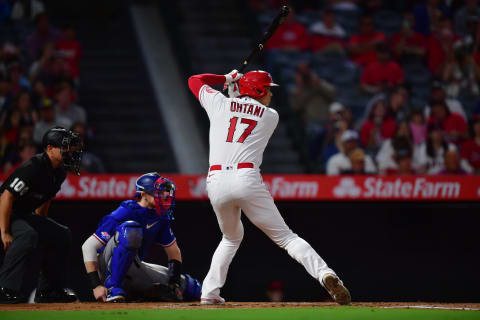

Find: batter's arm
<box><xmin>188</xmin><ymin>74</ymin><xmax>227</xmax><ymax>99</ymax></box>
<box><xmin>0</xmin><ymin>190</ymin><xmax>14</xmax><ymax>251</ymax></box>
<box><xmin>35</xmin><ymin>200</ymin><xmax>51</xmax><ymax>217</ymax></box>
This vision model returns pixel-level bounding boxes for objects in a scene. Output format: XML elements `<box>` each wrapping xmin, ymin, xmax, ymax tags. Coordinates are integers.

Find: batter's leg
<box><xmin>201</xmin><ymin>200</ymin><xmax>243</xmax><ymax>302</ymax></box>
<box><xmin>240</xmin><ymin>186</ymin><xmax>335</xmax><ymax>280</ymax></box>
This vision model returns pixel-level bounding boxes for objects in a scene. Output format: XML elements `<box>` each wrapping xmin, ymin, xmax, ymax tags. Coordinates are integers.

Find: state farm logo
<box><xmin>333</xmin><ymin>178</ymin><xmax>361</xmax><ymax>198</ymax></box>
<box><xmin>332</xmin><ymin>177</ymin><xmax>461</xmax><ymax>199</ymax></box>
<box><xmin>188</xmin><ymin>177</ymin><xmax>207</xmax><ymax>198</ymax></box>
<box><xmin>265</xmin><ymin>177</ymin><xmax>318</xmax><ymax>198</ymax></box>
<box><xmin>59</xmin><ymin>178</ymin><xmax>76</xmax><ymax>196</ymax></box>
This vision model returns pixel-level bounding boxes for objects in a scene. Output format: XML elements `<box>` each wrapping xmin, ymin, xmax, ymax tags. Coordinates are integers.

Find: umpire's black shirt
<box><xmin>0</xmin><ymin>153</ymin><xmax>66</xmax><ymax>217</ymax></box>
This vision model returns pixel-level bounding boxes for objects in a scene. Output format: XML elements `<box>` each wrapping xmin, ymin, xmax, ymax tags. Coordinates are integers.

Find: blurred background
<box><xmin>0</xmin><ymin>0</ymin><xmax>479</xmax><ymax>303</ymax></box>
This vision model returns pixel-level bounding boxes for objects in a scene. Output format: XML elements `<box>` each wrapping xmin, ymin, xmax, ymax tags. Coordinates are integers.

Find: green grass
<box><xmin>0</xmin><ymin>307</ymin><xmax>479</xmax><ymax>320</ymax></box>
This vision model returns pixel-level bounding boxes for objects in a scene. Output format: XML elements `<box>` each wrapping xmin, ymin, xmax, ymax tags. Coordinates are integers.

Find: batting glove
<box><xmin>224</xmin><ymin>69</ymin><xmax>243</xmax><ymax>84</ymax></box>
<box><xmin>225</xmin><ymin>81</ymin><xmax>241</xmax><ymax>98</ymax></box>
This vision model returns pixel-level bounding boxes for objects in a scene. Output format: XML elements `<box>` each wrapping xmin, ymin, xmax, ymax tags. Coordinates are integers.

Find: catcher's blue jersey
<box><xmin>93</xmin><ymin>200</ymin><xmax>176</xmax><ymax>260</ymax></box>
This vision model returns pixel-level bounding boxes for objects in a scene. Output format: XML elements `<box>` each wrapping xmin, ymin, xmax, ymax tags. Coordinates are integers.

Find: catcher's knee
<box><xmin>183</xmin><ymin>274</ymin><xmax>202</xmax><ymax>301</ymax></box>
<box><xmin>116</xmin><ymin>220</ymin><xmax>143</xmax><ymax>250</ymax></box>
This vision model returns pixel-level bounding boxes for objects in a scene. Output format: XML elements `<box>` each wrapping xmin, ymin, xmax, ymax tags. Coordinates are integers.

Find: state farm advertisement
<box><xmin>1</xmin><ymin>174</ymin><xmax>478</xmax><ymax>201</ymax></box>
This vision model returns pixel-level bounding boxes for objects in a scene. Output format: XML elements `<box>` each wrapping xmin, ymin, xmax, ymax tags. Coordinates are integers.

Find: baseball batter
<box><xmin>81</xmin><ymin>173</ymin><xmax>201</xmax><ymax>302</ymax></box>
<box><xmin>188</xmin><ymin>70</ymin><xmax>351</xmax><ymax>305</ymax></box>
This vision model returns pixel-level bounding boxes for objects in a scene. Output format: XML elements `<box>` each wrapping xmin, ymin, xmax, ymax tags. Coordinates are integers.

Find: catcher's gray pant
<box><xmin>97</xmin><ymin>234</ymin><xmax>186</xmax><ymax>299</ymax></box>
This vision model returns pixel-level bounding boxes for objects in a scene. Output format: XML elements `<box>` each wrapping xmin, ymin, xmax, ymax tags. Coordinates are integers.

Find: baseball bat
<box><xmin>238</xmin><ymin>5</ymin><xmax>290</xmax><ymax>73</ymax></box>
<box><xmin>223</xmin><ymin>5</ymin><xmax>290</xmax><ymax>95</ymax></box>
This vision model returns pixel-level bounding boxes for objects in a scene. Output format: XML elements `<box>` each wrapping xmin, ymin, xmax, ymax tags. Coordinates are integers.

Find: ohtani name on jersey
<box><xmin>230</xmin><ymin>101</ymin><xmax>265</xmax><ymax>118</ymax></box>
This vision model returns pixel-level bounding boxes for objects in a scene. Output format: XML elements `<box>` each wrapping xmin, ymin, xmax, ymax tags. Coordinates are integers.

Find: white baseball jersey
<box><xmin>198</xmin><ymin>82</ymin><xmax>339</xmax><ymax>302</ymax></box>
<box><xmin>198</xmin><ymin>84</ymin><xmax>279</xmax><ymax>168</ymax></box>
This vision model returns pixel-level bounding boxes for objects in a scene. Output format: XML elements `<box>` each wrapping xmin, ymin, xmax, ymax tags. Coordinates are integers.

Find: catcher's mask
<box><xmin>153</xmin><ymin>177</ymin><xmax>176</xmax><ymax>218</ymax></box>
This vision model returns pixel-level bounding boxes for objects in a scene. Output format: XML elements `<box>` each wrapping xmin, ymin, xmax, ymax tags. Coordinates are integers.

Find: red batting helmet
<box><xmin>238</xmin><ymin>70</ymin><xmax>279</xmax><ymax>99</ymax></box>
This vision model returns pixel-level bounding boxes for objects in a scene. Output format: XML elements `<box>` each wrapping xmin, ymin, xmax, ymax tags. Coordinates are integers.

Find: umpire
<box><xmin>0</xmin><ymin>127</ymin><xmax>83</xmax><ymax>303</ymax></box>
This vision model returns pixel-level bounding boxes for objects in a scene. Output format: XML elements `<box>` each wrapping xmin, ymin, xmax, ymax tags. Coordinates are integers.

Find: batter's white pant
<box><xmin>201</xmin><ymin>168</ymin><xmax>336</xmax><ymax>300</ymax></box>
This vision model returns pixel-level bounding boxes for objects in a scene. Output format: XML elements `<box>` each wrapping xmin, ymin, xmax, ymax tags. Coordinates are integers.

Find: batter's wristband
<box><xmin>87</xmin><ymin>271</ymin><xmax>102</xmax><ymax>289</ymax></box>
<box><xmin>168</xmin><ymin>259</ymin><xmax>182</xmax><ymax>285</ymax></box>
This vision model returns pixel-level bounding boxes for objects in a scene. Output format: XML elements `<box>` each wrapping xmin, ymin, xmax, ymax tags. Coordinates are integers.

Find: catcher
<box><xmin>81</xmin><ymin>172</ymin><xmax>201</xmax><ymax>302</ymax></box>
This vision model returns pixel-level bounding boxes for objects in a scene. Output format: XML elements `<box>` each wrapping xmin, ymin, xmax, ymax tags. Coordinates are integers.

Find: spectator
<box><xmin>70</xmin><ymin>122</ymin><xmax>105</xmax><ymax>173</ymax></box>
<box><xmin>0</xmin><ymin>73</ymin><xmax>13</xmax><ymax>127</ymax></box>
<box><xmin>424</xmin><ymin>83</ymin><xmax>467</xmax><ymax>120</ymax></box>
<box><xmin>11</xmin><ymin>90</ymin><xmax>37</xmax><ymax>125</ymax></box>
<box><xmin>360</xmin><ymin>97</ymin><xmax>396</xmax><ymax>154</ymax></box>
<box><xmin>439</xmin><ymin>148</ymin><xmax>467</xmax><ymax>174</ymax></box>
<box><xmin>2</xmin><ymin>140</ymin><xmax>37</xmax><ymax>175</ymax></box>
<box><xmin>310</xmin><ymin>9</ymin><xmax>346</xmax><ymax>54</ymax></box>
<box><xmin>265</xmin><ymin>9</ymin><xmax>310</xmax><ymax>51</ymax></box>
<box><xmin>460</xmin><ymin>115</ymin><xmax>480</xmax><ymax>173</ymax></box>
<box><xmin>326</xmin><ymin>130</ymin><xmax>376</xmax><ymax>175</ymax></box>
<box><xmin>6</xmin><ymin>60</ymin><xmax>30</xmax><ymax>95</ymax></box>
<box><xmin>387</xmin><ymin>146</ymin><xmax>416</xmax><ymax>175</ymax></box>
<box><xmin>413</xmin><ymin>0</ymin><xmax>449</xmax><ymax>36</ymax></box>
<box><xmin>312</xmin><ymin>103</ymin><xmax>352</xmax><ymax>165</ymax></box>
<box><xmin>348</xmin><ymin>15</ymin><xmax>386</xmax><ymax>67</ymax></box>
<box><xmin>29</xmin><ymin>42</ymin><xmax>71</xmax><ymax>95</ymax></box>
<box><xmin>326</xmin><ymin>0</ymin><xmax>359</xmax><ymax>11</ymax></box>
<box><xmin>33</xmin><ymin>97</ymin><xmax>71</xmax><ymax>144</ymax></box>
<box><xmin>454</xmin><ymin>0</ymin><xmax>480</xmax><ymax>37</ymax></box>
<box><xmin>427</xmin><ymin>16</ymin><xmax>461</xmax><ymax>77</ymax></box>
<box><xmin>387</xmin><ymin>86</ymin><xmax>410</xmax><ymax>122</ymax></box>
<box><xmin>442</xmin><ymin>41</ymin><xmax>480</xmax><ymax>97</ymax></box>
<box><xmin>410</xmin><ymin>109</ymin><xmax>427</xmax><ymax>145</ymax></box>
<box><xmin>11</xmin><ymin>0</ymin><xmax>45</xmax><ymax>21</ymax></box>
<box><xmin>26</xmin><ymin>12</ymin><xmax>61</xmax><ymax>62</ymax></box>
<box><xmin>54</xmin><ymin>81</ymin><xmax>86</xmax><ymax>124</ymax></box>
<box><xmin>290</xmin><ymin>62</ymin><xmax>336</xmax><ymax>134</ymax></box>
<box><xmin>389</xmin><ymin>12</ymin><xmax>427</xmax><ymax>62</ymax></box>
<box><xmin>428</xmin><ymin>99</ymin><xmax>468</xmax><ymax>144</ymax></box>
<box><xmin>342</xmin><ymin>148</ymin><xmax>367</xmax><ymax>174</ymax></box>
<box><xmin>360</xmin><ymin>44</ymin><xmax>405</xmax><ymax>94</ymax></box>
<box><xmin>414</xmin><ymin>122</ymin><xmax>456</xmax><ymax>174</ymax></box>
<box><xmin>55</xmin><ymin>24</ymin><xmax>82</xmax><ymax>81</ymax></box>
<box><xmin>376</xmin><ymin>121</ymin><xmax>418</xmax><ymax>174</ymax></box>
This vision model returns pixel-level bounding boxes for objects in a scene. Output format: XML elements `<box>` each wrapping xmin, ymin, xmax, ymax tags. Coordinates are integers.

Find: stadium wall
<box><xmin>8</xmin><ymin>200</ymin><xmax>477</xmax><ymax>303</ymax></box>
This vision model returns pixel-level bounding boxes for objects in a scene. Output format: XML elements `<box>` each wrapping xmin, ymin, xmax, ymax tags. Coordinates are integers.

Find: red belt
<box><xmin>209</xmin><ymin>162</ymin><xmax>254</xmax><ymax>171</ymax></box>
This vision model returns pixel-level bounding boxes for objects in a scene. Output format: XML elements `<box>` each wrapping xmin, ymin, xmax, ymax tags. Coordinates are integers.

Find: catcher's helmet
<box><xmin>238</xmin><ymin>70</ymin><xmax>278</xmax><ymax>99</ymax></box>
<box><xmin>135</xmin><ymin>172</ymin><xmax>161</xmax><ymax>195</ymax></box>
<box><xmin>135</xmin><ymin>173</ymin><xmax>176</xmax><ymax>218</ymax></box>
<box><xmin>42</xmin><ymin>126</ymin><xmax>83</xmax><ymax>175</ymax></box>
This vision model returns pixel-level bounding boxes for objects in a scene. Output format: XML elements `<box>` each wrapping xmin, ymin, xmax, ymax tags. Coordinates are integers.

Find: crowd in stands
<box><xmin>0</xmin><ymin>0</ymin><xmax>104</xmax><ymax>174</ymax></box>
<box><xmin>249</xmin><ymin>0</ymin><xmax>480</xmax><ymax>175</ymax></box>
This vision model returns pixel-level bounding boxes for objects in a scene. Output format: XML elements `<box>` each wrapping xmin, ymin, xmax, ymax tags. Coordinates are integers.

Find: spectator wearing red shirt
<box><xmin>310</xmin><ymin>9</ymin><xmax>346</xmax><ymax>54</ymax></box>
<box><xmin>348</xmin><ymin>15</ymin><xmax>386</xmax><ymax>67</ymax></box>
<box><xmin>360</xmin><ymin>45</ymin><xmax>404</xmax><ymax>94</ymax></box>
<box><xmin>426</xmin><ymin>16</ymin><xmax>461</xmax><ymax>77</ymax></box>
<box><xmin>360</xmin><ymin>97</ymin><xmax>396</xmax><ymax>152</ymax></box>
<box><xmin>428</xmin><ymin>99</ymin><xmax>468</xmax><ymax>144</ymax></box>
<box><xmin>390</xmin><ymin>12</ymin><xmax>426</xmax><ymax>61</ymax></box>
<box><xmin>460</xmin><ymin>115</ymin><xmax>480</xmax><ymax>173</ymax></box>
<box><xmin>265</xmin><ymin>9</ymin><xmax>310</xmax><ymax>51</ymax></box>
<box><xmin>55</xmin><ymin>25</ymin><xmax>82</xmax><ymax>80</ymax></box>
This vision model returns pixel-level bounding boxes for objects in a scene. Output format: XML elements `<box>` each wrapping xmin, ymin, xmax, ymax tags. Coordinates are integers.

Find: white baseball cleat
<box><xmin>200</xmin><ymin>297</ymin><xmax>226</xmax><ymax>305</ymax></box>
<box><xmin>321</xmin><ymin>274</ymin><xmax>351</xmax><ymax>305</ymax></box>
